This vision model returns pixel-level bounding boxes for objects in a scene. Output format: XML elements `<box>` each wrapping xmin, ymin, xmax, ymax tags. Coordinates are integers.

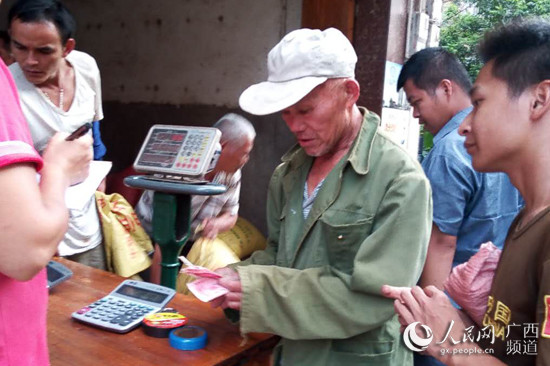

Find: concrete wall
<box><xmin>63</xmin><ymin>0</ymin><xmax>302</xmax><ymax>107</ymax></box>
<box><xmin>0</xmin><ymin>0</ymin><xmax>301</xmax><ymax>234</ymax></box>
<box><xmin>0</xmin><ymin>0</ymin><xmax>406</xmax><ymax>236</ymax></box>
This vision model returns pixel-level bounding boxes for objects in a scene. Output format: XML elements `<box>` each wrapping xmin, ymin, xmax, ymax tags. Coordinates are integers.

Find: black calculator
<box><xmin>71</xmin><ymin>280</ymin><xmax>176</xmax><ymax>333</ymax></box>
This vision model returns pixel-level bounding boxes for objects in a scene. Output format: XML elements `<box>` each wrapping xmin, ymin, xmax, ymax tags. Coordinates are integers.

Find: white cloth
<box><xmin>10</xmin><ymin>50</ymin><xmax>104</xmax><ymax>256</ymax></box>
<box><xmin>135</xmin><ymin>170</ymin><xmax>241</xmax><ymax>239</ymax></box>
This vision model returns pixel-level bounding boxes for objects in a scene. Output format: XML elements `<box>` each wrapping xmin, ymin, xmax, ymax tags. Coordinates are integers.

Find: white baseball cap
<box><xmin>239</xmin><ymin>28</ymin><xmax>357</xmax><ymax>116</ymax></box>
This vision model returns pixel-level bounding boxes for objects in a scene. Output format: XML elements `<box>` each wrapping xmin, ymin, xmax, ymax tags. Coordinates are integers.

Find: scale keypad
<box><xmin>175</xmin><ymin>131</ymin><xmax>212</xmax><ymax>173</ymax></box>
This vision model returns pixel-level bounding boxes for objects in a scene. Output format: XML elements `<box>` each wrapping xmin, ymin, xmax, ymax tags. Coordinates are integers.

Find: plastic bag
<box><xmin>444</xmin><ymin>242</ymin><xmax>501</xmax><ymax>325</ymax></box>
<box><xmin>95</xmin><ymin>191</ymin><xmax>154</xmax><ymax>277</ymax></box>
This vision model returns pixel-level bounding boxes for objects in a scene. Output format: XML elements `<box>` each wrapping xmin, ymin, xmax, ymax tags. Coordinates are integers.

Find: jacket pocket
<box><xmin>330</xmin><ymin>340</ymin><xmax>394</xmax><ymax>365</ymax></box>
<box><xmin>319</xmin><ymin>213</ymin><xmax>373</xmax><ymax>274</ymax></box>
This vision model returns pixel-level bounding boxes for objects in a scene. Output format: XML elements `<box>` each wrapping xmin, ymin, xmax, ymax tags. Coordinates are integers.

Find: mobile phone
<box><xmin>66</xmin><ymin>123</ymin><xmax>92</xmax><ymax>141</ymax></box>
<box><xmin>46</xmin><ymin>261</ymin><xmax>73</xmax><ymax>289</ymax></box>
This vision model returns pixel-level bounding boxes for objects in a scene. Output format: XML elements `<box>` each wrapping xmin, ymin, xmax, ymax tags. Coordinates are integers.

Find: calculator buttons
<box><xmin>77</xmin><ymin>307</ymin><xmax>91</xmax><ymax>314</ymax></box>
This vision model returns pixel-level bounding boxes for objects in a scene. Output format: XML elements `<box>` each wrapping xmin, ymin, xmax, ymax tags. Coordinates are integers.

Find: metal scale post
<box><xmin>124</xmin><ymin>176</ymin><xmax>226</xmax><ymax>289</ymax></box>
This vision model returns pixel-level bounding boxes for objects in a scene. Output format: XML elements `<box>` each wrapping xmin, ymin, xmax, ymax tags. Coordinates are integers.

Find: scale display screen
<box><xmin>137</xmin><ymin>129</ymin><xmax>187</xmax><ymax>168</ymax></box>
<box><xmin>133</xmin><ymin>125</ymin><xmax>221</xmax><ymax>177</ymax></box>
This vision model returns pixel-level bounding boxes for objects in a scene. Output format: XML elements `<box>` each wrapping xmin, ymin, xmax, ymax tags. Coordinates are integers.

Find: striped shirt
<box><xmin>136</xmin><ymin>170</ymin><xmax>241</xmax><ymax>239</ymax></box>
<box><xmin>303</xmin><ymin>179</ymin><xmax>325</xmax><ymax>219</ymax></box>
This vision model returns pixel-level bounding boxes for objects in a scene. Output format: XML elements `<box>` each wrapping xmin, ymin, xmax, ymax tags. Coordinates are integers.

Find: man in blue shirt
<box><xmin>397</xmin><ymin>48</ymin><xmax>523</xmax><ymax>366</ymax></box>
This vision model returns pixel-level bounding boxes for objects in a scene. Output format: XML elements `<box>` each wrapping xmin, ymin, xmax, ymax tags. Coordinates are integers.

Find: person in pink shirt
<box><xmin>0</xmin><ymin>29</ymin><xmax>92</xmax><ymax>366</ymax></box>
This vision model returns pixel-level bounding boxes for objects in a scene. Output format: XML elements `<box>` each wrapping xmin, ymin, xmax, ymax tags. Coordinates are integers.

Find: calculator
<box><xmin>71</xmin><ymin>280</ymin><xmax>176</xmax><ymax>333</ymax></box>
<box><xmin>133</xmin><ymin>125</ymin><xmax>222</xmax><ymax>179</ymax></box>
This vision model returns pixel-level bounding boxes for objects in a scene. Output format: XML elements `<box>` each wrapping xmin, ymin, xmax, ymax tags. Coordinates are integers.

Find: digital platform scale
<box><xmin>133</xmin><ymin>125</ymin><xmax>221</xmax><ymax>182</ymax></box>
<box><xmin>124</xmin><ymin>124</ymin><xmax>227</xmax><ymax>289</ymax></box>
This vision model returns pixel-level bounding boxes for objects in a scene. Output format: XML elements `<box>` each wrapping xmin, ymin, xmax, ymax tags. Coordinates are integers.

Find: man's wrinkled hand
<box><xmin>209</xmin><ymin>267</ymin><xmax>242</xmax><ymax>310</ymax></box>
<box><xmin>201</xmin><ymin>217</ymin><xmax>220</xmax><ymax>239</ymax></box>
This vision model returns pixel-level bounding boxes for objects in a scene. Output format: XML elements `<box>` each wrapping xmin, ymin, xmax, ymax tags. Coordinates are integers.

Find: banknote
<box><xmin>178</xmin><ymin>256</ymin><xmax>222</xmax><ymax>278</ymax></box>
<box><xmin>187</xmin><ymin>278</ymin><xmax>229</xmax><ymax>302</ymax></box>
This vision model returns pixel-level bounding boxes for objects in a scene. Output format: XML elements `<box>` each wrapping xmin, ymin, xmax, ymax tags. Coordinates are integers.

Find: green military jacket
<box><xmin>234</xmin><ymin>108</ymin><xmax>432</xmax><ymax>365</ymax></box>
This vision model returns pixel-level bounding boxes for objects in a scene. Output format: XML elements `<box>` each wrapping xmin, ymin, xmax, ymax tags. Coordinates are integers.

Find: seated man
<box><xmin>383</xmin><ymin>18</ymin><xmax>550</xmax><ymax>366</ymax></box>
<box><xmin>8</xmin><ymin>0</ymin><xmax>107</xmax><ymax>269</ymax></box>
<box><xmin>135</xmin><ymin>113</ymin><xmax>255</xmax><ymax>282</ymax></box>
<box><xmin>211</xmin><ymin>28</ymin><xmax>432</xmax><ymax>366</ymax></box>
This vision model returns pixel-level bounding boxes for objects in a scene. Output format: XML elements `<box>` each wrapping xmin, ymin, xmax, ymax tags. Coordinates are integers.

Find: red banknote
<box><xmin>178</xmin><ymin>256</ymin><xmax>222</xmax><ymax>279</ymax></box>
<box><xmin>179</xmin><ymin>256</ymin><xmax>228</xmax><ymax>302</ymax></box>
<box><xmin>187</xmin><ymin>278</ymin><xmax>229</xmax><ymax>302</ymax></box>
<box><xmin>182</xmin><ymin>266</ymin><xmax>223</xmax><ymax>279</ymax></box>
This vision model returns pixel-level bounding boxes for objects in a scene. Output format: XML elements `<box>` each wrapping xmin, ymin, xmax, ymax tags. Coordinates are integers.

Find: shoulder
<box><xmin>430</xmin><ymin>129</ymin><xmax>471</xmax><ymax>164</ymax></box>
<box><xmin>270</xmin><ymin>161</ymin><xmax>289</xmax><ymax>186</ymax></box>
<box><xmin>271</xmin><ymin>144</ymin><xmax>305</xmax><ymax>179</ymax></box>
<box><xmin>67</xmin><ymin>50</ymin><xmax>98</xmax><ymax>65</ymax></box>
<box><xmin>8</xmin><ymin>63</ymin><xmax>33</xmax><ymax>91</ymax></box>
<box><xmin>360</xmin><ymin>132</ymin><xmax>431</xmax><ymax>203</ymax></box>
<box><xmin>424</xmin><ymin>131</ymin><xmax>476</xmax><ymax>177</ymax></box>
<box><xmin>8</xmin><ymin>62</ymin><xmax>22</xmax><ymax>79</ymax></box>
<box><xmin>67</xmin><ymin>50</ymin><xmax>100</xmax><ymax>75</ymax></box>
<box><xmin>268</xmin><ymin>156</ymin><xmax>300</xmax><ymax>198</ymax></box>
<box><xmin>227</xmin><ymin>170</ymin><xmax>242</xmax><ymax>187</ymax></box>
<box><xmin>371</xmin><ymin>129</ymin><xmax>425</xmax><ymax>179</ymax></box>
<box><xmin>535</xmin><ymin>209</ymin><xmax>550</xmax><ymax>238</ymax></box>
<box><xmin>352</xmin><ymin>107</ymin><xmax>425</xmax><ymax>179</ymax></box>
<box><xmin>232</xmin><ymin>169</ymin><xmax>241</xmax><ymax>182</ymax></box>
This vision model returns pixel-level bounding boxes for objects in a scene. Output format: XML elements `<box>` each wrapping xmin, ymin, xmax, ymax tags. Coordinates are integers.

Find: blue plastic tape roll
<box><xmin>169</xmin><ymin>326</ymin><xmax>208</xmax><ymax>351</ymax></box>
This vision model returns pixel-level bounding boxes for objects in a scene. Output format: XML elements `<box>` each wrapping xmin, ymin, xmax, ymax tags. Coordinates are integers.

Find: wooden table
<box><xmin>48</xmin><ymin>258</ymin><xmax>278</xmax><ymax>366</ymax></box>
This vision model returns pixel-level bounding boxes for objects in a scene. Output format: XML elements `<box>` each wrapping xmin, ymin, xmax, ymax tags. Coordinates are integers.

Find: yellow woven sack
<box><xmin>176</xmin><ymin>237</ymin><xmax>240</xmax><ymax>294</ymax></box>
<box><xmin>95</xmin><ymin>191</ymin><xmax>154</xmax><ymax>277</ymax></box>
<box><xmin>176</xmin><ymin>217</ymin><xmax>266</xmax><ymax>294</ymax></box>
<box><xmin>217</xmin><ymin>217</ymin><xmax>266</xmax><ymax>258</ymax></box>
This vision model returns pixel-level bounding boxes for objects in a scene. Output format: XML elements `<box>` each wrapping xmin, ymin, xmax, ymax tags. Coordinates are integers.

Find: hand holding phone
<box><xmin>66</xmin><ymin>123</ymin><xmax>92</xmax><ymax>141</ymax></box>
<box><xmin>43</xmin><ymin>130</ymin><xmax>94</xmax><ymax>186</ymax></box>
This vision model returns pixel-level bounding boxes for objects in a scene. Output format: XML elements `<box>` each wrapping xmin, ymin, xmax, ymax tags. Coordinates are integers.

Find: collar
<box><xmin>347</xmin><ymin>107</ymin><xmax>378</xmax><ymax>175</ymax></box>
<box><xmin>433</xmin><ymin>106</ymin><xmax>473</xmax><ymax>145</ymax></box>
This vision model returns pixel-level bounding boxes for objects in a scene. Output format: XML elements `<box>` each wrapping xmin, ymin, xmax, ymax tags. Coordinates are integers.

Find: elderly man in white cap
<box><xmin>211</xmin><ymin>28</ymin><xmax>432</xmax><ymax>366</ymax></box>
